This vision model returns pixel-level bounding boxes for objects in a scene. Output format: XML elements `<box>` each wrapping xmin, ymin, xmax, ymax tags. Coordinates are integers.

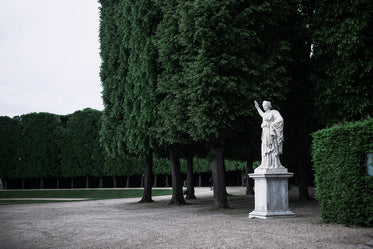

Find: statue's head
<box><xmin>262</xmin><ymin>101</ymin><xmax>272</xmax><ymax>111</ymax></box>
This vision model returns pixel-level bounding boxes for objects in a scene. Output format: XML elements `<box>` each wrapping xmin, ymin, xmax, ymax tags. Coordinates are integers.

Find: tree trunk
<box><xmin>56</xmin><ymin>178</ymin><xmax>60</xmax><ymax>189</ymax></box>
<box><xmin>153</xmin><ymin>175</ymin><xmax>157</xmax><ymax>187</ymax></box>
<box><xmin>210</xmin><ymin>139</ymin><xmax>229</xmax><ymax>209</ymax></box>
<box><xmin>39</xmin><ymin>177</ymin><xmax>44</xmax><ymax>189</ymax></box>
<box><xmin>165</xmin><ymin>175</ymin><xmax>169</xmax><ymax>187</ymax></box>
<box><xmin>22</xmin><ymin>179</ymin><xmax>25</xmax><ymax>189</ymax></box>
<box><xmin>168</xmin><ymin>146</ymin><xmax>186</xmax><ymax>205</ymax></box>
<box><xmin>85</xmin><ymin>176</ymin><xmax>89</xmax><ymax>188</ymax></box>
<box><xmin>3</xmin><ymin>179</ymin><xmax>7</xmax><ymax>189</ymax></box>
<box><xmin>71</xmin><ymin>178</ymin><xmax>74</xmax><ymax>189</ymax></box>
<box><xmin>140</xmin><ymin>176</ymin><xmax>144</xmax><ymax>188</ymax></box>
<box><xmin>246</xmin><ymin>158</ymin><xmax>254</xmax><ymax>195</ymax></box>
<box><xmin>0</xmin><ymin>178</ymin><xmax>3</xmax><ymax>189</ymax></box>
<box><xmin>186</xmin><ymin>154</ymin><xmax>196</xmax><ymax>199</ymax></box>
<box><xmin>139</xmin><ymin>152</ymin><xmax>153</xmax><ymax>203</ymax></box>
<box><xmin>241</xmin><ymin>171</ymin><xmax>245</xmax><ymax>187</ymax></box>
<box><xmin>99</xmin><ymin>177</ymin><xmax>103</xmax><ymax>188</ymax></box>
<box><xmin>198</xmin><ymin>174</ymin><xmax>202</xmax><ymax>187</ymax></box>
<box><xmin>126</xmin><ymin>176</ymin><xmax>130</xmax><ymax>188</ymax></box>
<box><xmin>297</xmin><ymin>157</ymin><xmax>310</xmax><ymax>200</ymax></box>
<box><xmin>113</xmin><ymin>176</ymin><xmax>117</xmax><ymax>188</ymax></box>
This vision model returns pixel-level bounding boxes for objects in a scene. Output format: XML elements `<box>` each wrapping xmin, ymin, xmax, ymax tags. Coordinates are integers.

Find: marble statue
<box><xmin>254</xmin><ymin>100</ymin><xmax>284</xmax><ymax>169</ymax></box>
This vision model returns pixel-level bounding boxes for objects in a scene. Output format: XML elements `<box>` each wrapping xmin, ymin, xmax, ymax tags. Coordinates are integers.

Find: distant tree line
<box><xmin>0</xmin><ymin>109</ymin><xmax>246</xmax><ymax>189</ymax></box>
<box><xmin>99</xmin><ymin>0</ymin><xmax>372</xmax><ymax>208</ymax></box>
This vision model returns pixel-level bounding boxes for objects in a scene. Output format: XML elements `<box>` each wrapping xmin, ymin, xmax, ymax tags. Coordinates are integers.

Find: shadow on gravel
<box><xmin>125</xmin><ymin>190</ymin><xmax>320</xmax><ymax>219</ymax></box>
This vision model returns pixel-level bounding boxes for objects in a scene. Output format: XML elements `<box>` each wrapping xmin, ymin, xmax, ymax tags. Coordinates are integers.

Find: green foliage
<box><xmin>192</xmin><ymin>157</ymin><xmax>213</xmax><ymax>174</ymax></box>
<box><xmin>311</xmin><ymin>0</ymin><xmax>373</xmax><ymax>125</ymax></box>
<box><xmin>153</xmin><ymin>156</ymin><xmax>245</xmax><ymax>175</ymax></box>
<box><xmin>18</xmin><ymin>113</ymin><xmax>63</xmax><ymax>179</ymax></box>
<box><xmin>177</xmin><ymin>0</ymin><xmax>294</xmax><ymax>142</ymax></box>
<box><xmin>312</xmin><ymin>118</ymin><xmax>373</xmax><ymax>226</ymax></box>
<box><xmin>252</xmin><ymin>161</ymin><xmax>261</xmax><ymax>170</ymax></box>
<box><xmin>0</xmin><ymin>116</ymin><xmax>20</xmax><ymax>179</ymax></box>
<box><xmin>99</xmin><ymin>0</ymin><xmax>127</xmax><ymax>158</ymax></box>
<box><xmin>153</xmin><ymin>1</ymin><xmax>297</xmax><ymax>187</ymax></box>
<box><xmin>153</xmin><ymin>157</ymin><xmax>171</xmax><ymax>175</ymax></box>
<box><xmin>225</xmin><ymin>160</ymin><xmax>246</xmax><ymax>172</ymax></box>
<box><xmin>99</xmin><ymin>0</ymin><xmax>160</xmax><ymax>158</ymax></box>
<box><xmin>104</xmin><ymin>154</ymin><xmax>144</xmax><ymax>177</ymax></box>
<box><xmin>0</xmin><ymin>110</ymin><xmax>111</xmax><ymax>182</ymax></box>
<box><xmin>155</xmin><ymin>0</ymin><xmax>192</xmax><ymax>146</ymax></box>
<box><xmin>61</xmin><ymin>109</ymin><xmax>104</xmax><ymax>177</ymax></box>
<box><xmin>123</xmin><ymin>0</ymin><xmax>160</xmax><ymax>155</ymax></box>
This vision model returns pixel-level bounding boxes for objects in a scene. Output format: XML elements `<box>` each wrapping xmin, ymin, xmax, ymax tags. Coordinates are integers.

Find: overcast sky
<box><xmin>0</xmin><ymin>0</ymin><xmax>103</xmax><ymax>118</ymax></box>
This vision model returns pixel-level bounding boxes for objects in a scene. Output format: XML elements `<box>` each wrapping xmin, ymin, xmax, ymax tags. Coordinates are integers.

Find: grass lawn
<box><xmin>0</xmin><ymin>189</ymin><xmax>172</xmax><ymax>205</ymax></box>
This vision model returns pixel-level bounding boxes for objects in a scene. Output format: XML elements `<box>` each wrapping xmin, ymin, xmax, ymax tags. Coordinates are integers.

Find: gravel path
<box><xmin>0</xmin><ymin>187</ymin><xmax>372</xmax><ymax>249</ymax></box>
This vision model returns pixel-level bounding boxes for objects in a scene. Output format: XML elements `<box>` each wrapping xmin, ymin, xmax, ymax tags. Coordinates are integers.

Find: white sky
<box><xmin>0</xmin><ymin>0</ymin><xmax>103</xmax><ymax>118</ymax></box>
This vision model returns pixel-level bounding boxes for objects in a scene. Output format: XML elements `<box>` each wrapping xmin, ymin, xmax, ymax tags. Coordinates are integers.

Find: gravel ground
<box><xmin>0</xmin><ymin>187</ymin><xmax>372</xmax><ymax>249</ymax></box>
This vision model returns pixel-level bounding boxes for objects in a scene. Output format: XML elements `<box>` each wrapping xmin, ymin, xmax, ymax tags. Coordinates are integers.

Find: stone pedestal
<box><xmin>248</xmin><ymin>168</ymin><xmax>295</xmax><ymax>219</ymax></box>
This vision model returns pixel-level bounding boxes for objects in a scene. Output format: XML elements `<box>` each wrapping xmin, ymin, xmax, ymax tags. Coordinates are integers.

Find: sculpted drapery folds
<box><xmin>254</xmin><ymin>100</ymin><xmax>284</xmax><ymax>169</ymax></box>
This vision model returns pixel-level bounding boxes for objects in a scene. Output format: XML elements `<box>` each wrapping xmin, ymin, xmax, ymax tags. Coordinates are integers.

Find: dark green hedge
<box><xmin>312</xmin><ymin>118</ymin><xmax>373</xmax><ymax>226</ymax></box>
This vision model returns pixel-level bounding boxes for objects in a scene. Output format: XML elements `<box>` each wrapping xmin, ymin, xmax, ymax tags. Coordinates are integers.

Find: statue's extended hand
<box><xmin>254</xmin><ymin>100</ymin><xmax>259</xmax><ymax>108</ymax></box>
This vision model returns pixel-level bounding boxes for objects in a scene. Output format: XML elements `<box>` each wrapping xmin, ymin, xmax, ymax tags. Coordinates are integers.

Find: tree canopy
<box><xmin>311</xmin><ymin>0</ymin><xmax>373</xmax><ymax>125</ymax></box>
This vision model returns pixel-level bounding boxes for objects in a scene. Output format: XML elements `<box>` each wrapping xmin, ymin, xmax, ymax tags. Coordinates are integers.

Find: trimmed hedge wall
<box><xmin>312</xmin><ymin>118</ymin><xmax>373</xmax><ymax>226</ymax></box>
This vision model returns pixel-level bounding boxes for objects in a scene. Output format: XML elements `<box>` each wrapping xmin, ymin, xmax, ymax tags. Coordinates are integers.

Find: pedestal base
<box><xmin>248</xmin><ymin>210</ymin><xmax>295</xmax><ymax>219</ymax></box>
<box><xmin>248</xmin><ymin>168</ymin><xmax>295</xmax><ymax>219</ymax></box>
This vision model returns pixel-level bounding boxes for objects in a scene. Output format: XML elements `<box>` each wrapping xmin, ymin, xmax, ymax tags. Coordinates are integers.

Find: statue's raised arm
<box><xmin>254</xmin><ymin>100</ymin><xmax>264</xmax><ymax>117</ymax></box>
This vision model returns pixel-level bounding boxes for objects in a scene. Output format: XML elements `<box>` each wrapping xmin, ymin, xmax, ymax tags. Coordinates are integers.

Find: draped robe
<box><xmin>259</xmin><ymin>110</ymin><xmax>284</xmax><ymax>169</ymax></box>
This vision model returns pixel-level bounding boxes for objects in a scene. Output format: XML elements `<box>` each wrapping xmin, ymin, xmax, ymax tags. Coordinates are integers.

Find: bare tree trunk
<box><xmin>126</xmin><ymin>176</ymin><xmax>130</xmax><ymax>188</ymax></box>
<box><xmin>85</xmin><ymin>176</ymin><xmax>89</xmax><ymax>188</ymax></box>
<box><xmin>56</xmin><ymin>178</ymin><xmax>60</xmax><ymax>189</ymax></box>
<box><xmin>71</xmin><ymin>178</ymin><xmax>74</xmax><ymax>189</ymax></box>
<box><xmin>39</xmin><ymin>177</ymin><xmax>44</xmax><ymax>189</ymax></box>
<box><xmin>186</xmin><ymin>154</ymin><xmax>196</xmax><ymax>199</ymax></box>
<box><xmin>22</xmin><ymin>179</ymin><xmax>25</xmax><ymax>189</ymax></box>
<box><xmin>168</xmin><ymin>146</ymin><xmax>186</xmax><ymax>205</ymax></box>
<box><xmin>211</xmin><ymin>139</ymin><xmax>229</xmax><ymax>209</ymax></box>
<box><xmin>3</xmin><ymin>178</ymin><xmax>7</xmax><ymax>189</ymax></box>
<box><xmin>246</xmin><ymin>158</ymin><xmax>254</xmax><ymax>195</ymax></box>
<box><xmin>113</xmin><ymin>176</ymin><xmax>117</xmax><ymax>188</ymax></box>
<box><xmin>139</xmin><ymin>152</ymin><xmax>153</xmax><ymax>203</ymax></box>
<box><xmin>153</xmin><ymin>175</ymin><xmax>157</xmax><ymax>187</ymax></box>
<box><xmin>241</xmin><ymin>171</ymin><xmax>245</xmax><ymax>187</ymax></box>
<box><xmin>198</xmin><ymin>174</ymin><xmax>202</xmax><ymax>187</ymax></box>
<box><xmin>165</xmin><ymin>175</ymin><xmax>169</xmax><ymax>187</ymax></box>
